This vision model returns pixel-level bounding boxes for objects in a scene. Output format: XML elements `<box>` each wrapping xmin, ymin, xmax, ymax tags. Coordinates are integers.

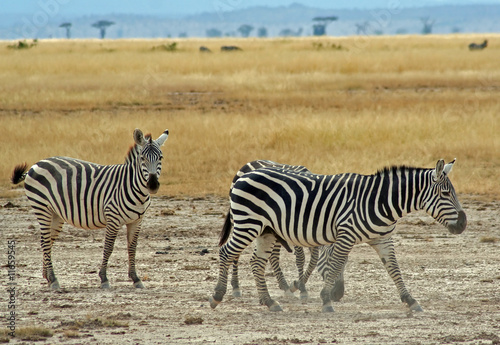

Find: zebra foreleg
<box><xmin>320</xmin><ymin>238</ymin><xmax>353</xmax><ymax>312</ymax></box>
<box><xmin>99</xmin><ymin>222</ymin><xmax>121</xmax><ymax>289</ymax></box>
<box><xmin>126</xmin><ymin>222</ymin><xmax>144</xmax><ymax>288</ymax></box>
<box><xmin>369</xmin><ymin>237</ymin><xmax>423</xmax><ymax>312</ymax></box>
<box><xmin>250</xmin><ymin>233</ymin><xmax>282</xmax><ymax>312</ymax></box>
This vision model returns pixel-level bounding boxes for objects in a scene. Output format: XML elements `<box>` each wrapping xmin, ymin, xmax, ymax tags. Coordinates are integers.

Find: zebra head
<box><xmin>422</xmin><ymin>159</ymin><xmax>467</xmax><ymax>235</ymax></box>
<box><xmin>133</xmin><ymin>129</ymin><xmax>169</xmax><ymax>194</ymax></box>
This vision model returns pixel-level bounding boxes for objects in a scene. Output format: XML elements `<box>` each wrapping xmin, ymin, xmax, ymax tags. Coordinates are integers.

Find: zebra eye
<box><xmin>442</xmin><ymin>190</ymin><xmax>451</xmax><ymax>197</ymax></box>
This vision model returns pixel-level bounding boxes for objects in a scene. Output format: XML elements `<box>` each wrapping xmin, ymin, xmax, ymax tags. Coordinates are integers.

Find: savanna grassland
<box><xmin>1</xmin><ymin>35</ymin><xmax>499</xmax><ymax>197</ymax></box>
<box><xmin>1</xmin><ymin>36</ymin><xmax>500</xmax><ymax>344</ymax></box>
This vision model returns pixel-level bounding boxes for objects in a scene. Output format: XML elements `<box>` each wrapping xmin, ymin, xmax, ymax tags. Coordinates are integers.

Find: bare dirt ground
<box><xmin>1</xmin><ymin>193</ymin><xmax>499</xmax><ymax>344</ymax></box>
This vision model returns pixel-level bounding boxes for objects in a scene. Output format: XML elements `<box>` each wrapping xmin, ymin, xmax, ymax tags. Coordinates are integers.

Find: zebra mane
<box><xmin>125</xmin><ymin>144</ymin><xmax>141</xmax><ymax>164</ymax></box>
<box><xmin>374</xmin><ymin>165</ymin><xmax>422</xmax><ymax>176</ymax></box>
<box><xmin>124</xmin><ymin>133</ymin><xmax>153</xmax><ymax>164</ymax></box>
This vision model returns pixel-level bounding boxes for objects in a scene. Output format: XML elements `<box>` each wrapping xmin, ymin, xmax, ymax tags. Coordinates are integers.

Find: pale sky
<box><xmin>3</xmin><ymin>0</ymin><xmax>499</xmax><ymax>16</ymax></box>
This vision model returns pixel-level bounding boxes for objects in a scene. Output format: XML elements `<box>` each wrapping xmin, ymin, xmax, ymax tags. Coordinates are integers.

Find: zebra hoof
<box><xmin>322</xmin><ymin>305</ymin><xmax>335</xmax><ymax>313</ymax></box>
<box><xmin>101</xmin><ymin>281</ymin><xmax>111</xmax><ymax>289</ymax></box>
<box><xmin>208</xmin><ymin>296</ymin><xmax>220</xmax><ymax>309</ymax></box>
<box><xmin>49</xmin><ymin>280</ymin><xmax>60</xmax><ymax>290</ymax></box>
<box><xmin>410</xmin><ymin>302</ymin><xmax>423</xmax><ymax>312</ymax></box>
<box><xmin>232</xmin><ymin>288</ymin><xmax>242</xmax><ymax>297</ymax></box>
<box><xmin>134</xmin><ymin>281</ymin><xmax>144</xmax><ymax>289</ymax></box>
<box><xmin>300</xmin><ymin>291</ymin><xmax>309</xmax><ymax>301</ymax></box>
<box><xmin>268</xmin><ymin>302</ymin><xmax>283</xmax><ymax>312</ymax></box>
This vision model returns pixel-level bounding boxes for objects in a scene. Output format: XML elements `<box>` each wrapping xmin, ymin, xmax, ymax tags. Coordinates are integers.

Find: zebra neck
<box><xmin>125</xmin><ymin>145</ymin><xmax>150</xmax><ymax>198</ymax></box>
<box><xmin>371</xmin><ymin>167</ymin><xmax>430</xmax><ymax>223</ymax></box>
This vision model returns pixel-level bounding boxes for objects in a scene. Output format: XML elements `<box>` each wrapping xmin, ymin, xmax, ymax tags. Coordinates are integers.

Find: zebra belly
<box><xmin>25</xmin><ymin>161</ymin><xmax>110</xmax><ymax>230</ymax></box>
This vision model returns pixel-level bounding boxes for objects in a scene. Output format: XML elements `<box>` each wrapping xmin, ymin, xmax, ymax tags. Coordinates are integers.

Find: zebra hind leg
<box><xmin>231</xmin><ymin>258</ymin><xmax>241</xmax><ymax>297</ymax></box>
<box><xmin>250</xmin><ymin>233</ymin><xmax>282</xmax><ymax>312</ymax></box>
<box><xmin>209</xmin><ymin>244</ymin><xmax>238</xmax><ymax>308</ymax></box>
<box><xmin>292</xmin><ymin>247</ymin><xmax>319</xmax><ymax>301</ymax></box>
<box><xmin>37</xmin><ymin>212</ymin><xmax>64</xmax><ymax>289</ymax></box>
<box><xmin>269</xmin><ymin>243</ymin><xmax>292</xmax><ymax>295</ymax></box>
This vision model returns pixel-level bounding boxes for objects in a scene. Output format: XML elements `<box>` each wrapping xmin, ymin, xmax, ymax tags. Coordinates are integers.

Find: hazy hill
<box><xmin>0</xmin><ymin>3</ymin><xmax>499</xmax><ymax>39</ymax></box>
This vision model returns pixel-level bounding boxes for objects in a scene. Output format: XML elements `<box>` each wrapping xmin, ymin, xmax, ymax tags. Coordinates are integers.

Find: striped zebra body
<box><xmin>11</xmin><ymin>129</ymin><xmax>169</xmax><ymax>289</ymax></box>
<box><xmin>210</xmin><ymin>159</ymin><xmax>466</xmax><ymax>312</ymax></box>
<box><xmin>228</xmin><ymin>160</ymin><xmax>344</xmax><ymax>301</ymax></box>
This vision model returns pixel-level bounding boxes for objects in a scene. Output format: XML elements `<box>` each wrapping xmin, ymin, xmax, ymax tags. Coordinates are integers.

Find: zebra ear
<box><xmin>433</xmin><ymin>159</ymin><xmax>445</xmax><ymax>180</ymax></box>
<box><xmin>443</xmin><ymin>158</ymin><xmax>456</xmax><ymax>176</ymax></box>
<box><xmin>156</xmin><ymin>129</ymin><xmax>169</xmax><ymax>146</ymax></box>
<box><xmin>133</xmin><ymin>129</ymin><xmax>147</xmax><ymax>147</ymax></box>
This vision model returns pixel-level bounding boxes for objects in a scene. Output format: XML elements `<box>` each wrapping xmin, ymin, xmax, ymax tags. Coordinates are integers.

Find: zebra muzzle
<box><xmin>147</xmin><ymin>174</ymin><xmax>160</xmax><ymax>194</ymax></box>
<box><xmin>447</xmin><ymin>210</ymin><xmax>467</xmax><ymax>234</ymax></box>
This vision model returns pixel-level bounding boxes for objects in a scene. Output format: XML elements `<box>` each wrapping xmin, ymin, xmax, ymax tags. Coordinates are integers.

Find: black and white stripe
<box><xmin>228</xmin><ymin>160</ymin><xmax>344</xmax><ymax>301</ymax></box>
<box><xmin>11</xmin><ymin>128</ymin><xmax>168</xmax><ymax>289</ymax></box>
<box><xmin>210</xmin><ymin>159</ymin><xmax>466</xmax><ymax>312</ymax></box>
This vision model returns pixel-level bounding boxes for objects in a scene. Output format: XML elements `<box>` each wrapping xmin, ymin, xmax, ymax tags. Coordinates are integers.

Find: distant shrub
<box><xmin>152</xmin><ymin>42</ymin><xmax>177</xmax><ymax>52</ymax></box>
<box><xmin>7</xmin><ymin>39</ymin><xmax>38</xmax><ymax>50</ymax></box>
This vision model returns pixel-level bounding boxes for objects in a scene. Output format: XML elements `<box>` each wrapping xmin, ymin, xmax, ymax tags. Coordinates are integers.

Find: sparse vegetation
<box><xmin>7</xmin><ymin>39</ymin><xmax>37</xmax><ymax>50</ymax></box>
<box><xmin>15</xmin><ymin>326</ymin><xmax>54</xmax><ymax>341</ymax></box>
<box><xmin>152</xmin><ymin>42</ymin><xmax>178</xmax><ymax>52</ymax></box>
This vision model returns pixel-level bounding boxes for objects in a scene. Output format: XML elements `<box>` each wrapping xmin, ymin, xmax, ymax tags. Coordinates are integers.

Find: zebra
<box><xmin>209</xmin><ymin>159</ymin><xmax>466</xmax><ymax>312</ymax></box>
<box><xmin>11</xmin><ymin>128</ymin><xmax>169</xmax><ymax>290</ymax></box>
<box><xmin>468</xmin><ymin>40</ymin><xmax>487</xmax><ymax>51</ymax></box>
<box><xmin>228</xmin><ymin>160</ymin><xmax>345</xmax><ymax>301</ymax></box>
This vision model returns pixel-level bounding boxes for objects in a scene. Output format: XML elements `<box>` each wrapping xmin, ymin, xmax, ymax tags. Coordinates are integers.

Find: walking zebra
<box><xmin>228</xmin><ymin>160</ymin><xmax>345</xmax><ymax>301</ymax></box>
<box><xmin>210</xmin><ymin>159</ymin><xmax>466</xmax><ymax>312</ymax></box>
<box><xmin>468</xmin><ymin>40</ymin><xmax>487</xmax><ymax>51</ymax></box>
<box><xmin>11</xmin><ymin>128</ymin><xmax>169</xmax><ymax>289</ymax></box>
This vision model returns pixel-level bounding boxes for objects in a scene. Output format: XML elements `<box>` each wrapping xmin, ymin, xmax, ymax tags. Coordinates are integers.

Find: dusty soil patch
<box><xmin>1</xmin><ymin>194</ymin><xmax>499</xmax><ymax>344</ymax></box>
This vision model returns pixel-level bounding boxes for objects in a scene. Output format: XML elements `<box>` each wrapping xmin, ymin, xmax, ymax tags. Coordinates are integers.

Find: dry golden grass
<box><xmin>1</xmin><ymin>35</ymin><xmax>499</xmax><ymax>198</ymax></box>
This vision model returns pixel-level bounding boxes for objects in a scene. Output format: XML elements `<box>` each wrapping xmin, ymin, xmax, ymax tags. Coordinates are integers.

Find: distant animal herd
<box><xmin>198</xmin><ymin>39</ymin><xmax>489</xmax><ymax>53</ymax></box>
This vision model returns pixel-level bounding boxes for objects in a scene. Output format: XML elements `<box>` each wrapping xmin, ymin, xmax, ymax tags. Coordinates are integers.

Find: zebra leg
<box><xmin>292</xmin><ymin>247</ymin><xmax>319</xmax><ymax>301</ymax></box>
<box><xmin>320</xmin><ymin>237</ymin><xmax>353</xmax><ymax>312</ymax></box>
<box><xmin>269</xmin><ymin>243</ymin><xmax>292</xmax><ymax>294</ymax></box>
<box><xmin>317</xmin><ymin>245</ymin><xmax>347</xmax><ymax>301</ymax></box>
<box><xmin>231</xmin><ymin>258</ymin><xmax>241</xmax><ymax>297</ymax></box>
<box><xmin>290</xmin><ymin>246</ymin><xmax>305</xmax><ymax>294</ymax></box>
<box><xmin>99</xmin><ymin>222</ymin><xmax>121</xmax><ymax>289</ymax></box>
<box><xmin>369</xmin><ymin>237</ymin><xmax>423</xmax><ymax>312</ymax></box>
<box><xmin>210</xmin><ymin>244</ymin><xmax>240</xmax><ymax>308</ymax></box>
<box><xmin>38</xmin><ymin>212</ymin><xmax>64</xmax><ymax>289</ymax></box>
<box><xmin>331</xmin><ymin>258</ymin><xmax>347</xmax><ymax>302</ymax></box>
<box><xmin>250</xmin><ymin>233</ymin><xmax>283</xmax><ymax>311</ymax></box>
<box><xmin>126</xmin><ymin>221</ymin><xmax>144</xmax><ymax>288</ymax></box>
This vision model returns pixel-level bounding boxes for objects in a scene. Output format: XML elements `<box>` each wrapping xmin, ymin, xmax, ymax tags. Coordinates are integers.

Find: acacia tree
<box><xmin>92</xmin><ymin>20</ymin><xmax>115</xmax><ymax>39</ymax></box>
<box><xmin>420</xmin><ymin>17</ymin><xmax>435</xmax><ymax>35</ymax></box>
<box><xmin>237</xmin><ymin>24</ymin><xmax>254</xmax><ymax>38</ymax></box>
<box><xmin>59</xmin><ymin>22</ymin><xmax>72</xmax><ymax>39</ymax></box>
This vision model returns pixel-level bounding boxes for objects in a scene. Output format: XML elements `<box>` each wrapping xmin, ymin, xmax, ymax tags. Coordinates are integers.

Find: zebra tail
<box><xmin>218</xmin><ymin>210</ymin><xmax>232</xmax><ymax>246</ymax></box>
<box><xmin>11</xmin><ymin>163</ymin><xmax>29</xmax><ymax>185</ymax></box>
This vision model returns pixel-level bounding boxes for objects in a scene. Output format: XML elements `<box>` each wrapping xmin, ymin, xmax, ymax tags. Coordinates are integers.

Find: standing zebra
<box><xmin>228</xmin><ymin>160</ymin><xmax>345</xmax><ymax>301</ymax></box>
<box><xmin>11</xmin><ymin>128</ymin><xmax>169</xmax><ymax>289</ymax></box>
<box><xmin>210</xmin><ymin>159</ymin><xmax>466</xmax><ymax>312</ymax></box>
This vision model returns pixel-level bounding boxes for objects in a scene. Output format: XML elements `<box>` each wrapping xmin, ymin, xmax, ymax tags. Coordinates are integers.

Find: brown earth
<box><xmin>1</xmin><ymin>194</ymin><xmax>499</xmax><ymax>344</ymax></box>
